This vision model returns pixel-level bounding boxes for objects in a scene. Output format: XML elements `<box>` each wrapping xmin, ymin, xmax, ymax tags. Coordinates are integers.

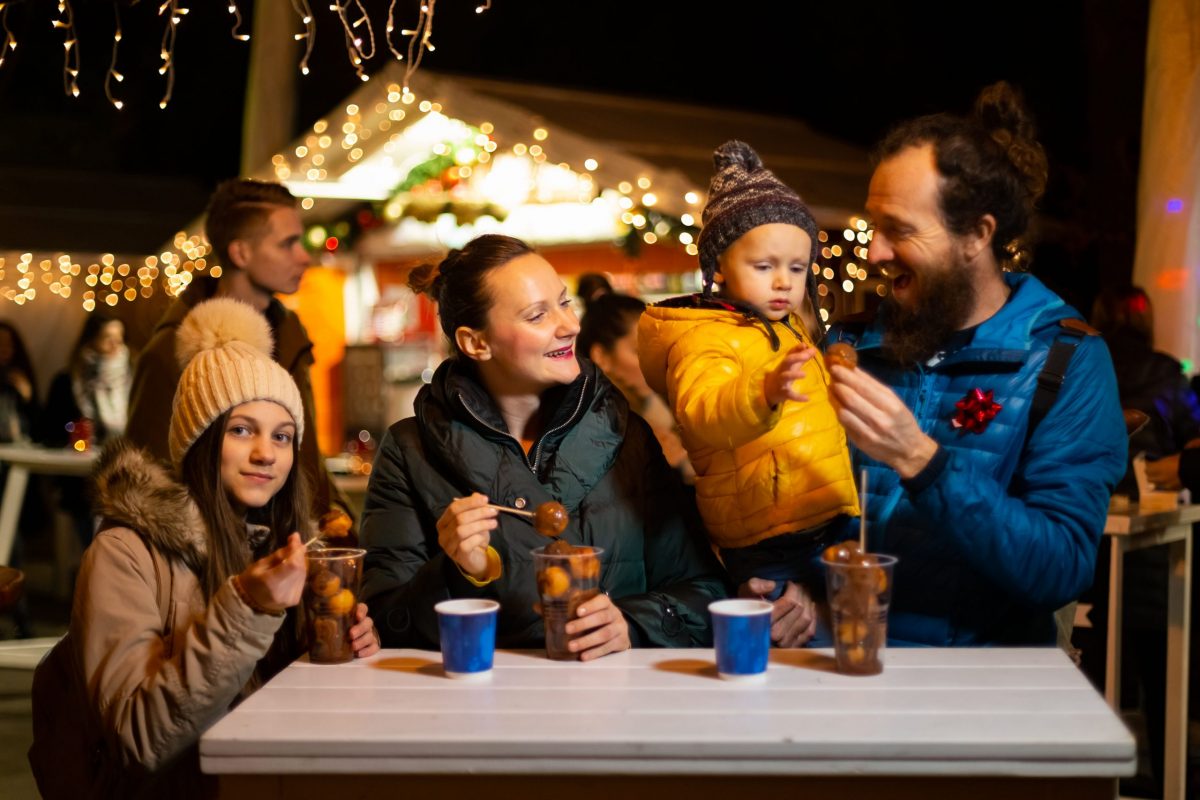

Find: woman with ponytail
<box><xmin>360</xmin><ymin>234</ymin><xmax>727</xmax><ymax>659</ymax></box>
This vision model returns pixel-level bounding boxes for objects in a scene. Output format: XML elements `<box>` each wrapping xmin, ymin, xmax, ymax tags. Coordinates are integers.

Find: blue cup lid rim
<box><xmin>708</xmin><ymin>599</ymin><xmax>773</xmax><ymax>616</ymax></box>
<box><xmin>435</xmin><ymin>598</ymin><xmax>501</xmax><ymax>615</ymax></box>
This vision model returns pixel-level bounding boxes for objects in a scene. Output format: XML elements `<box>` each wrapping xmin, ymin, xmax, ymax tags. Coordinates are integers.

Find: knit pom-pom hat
<box><xmin>168</xmin><ymin>298</ymin><xmax>304</xmax><ymax>469</ymax></box>
<box><xmin>697</xmin><ymin>140</ymin><xmax>819</xmax><ymax>293</ymax></box>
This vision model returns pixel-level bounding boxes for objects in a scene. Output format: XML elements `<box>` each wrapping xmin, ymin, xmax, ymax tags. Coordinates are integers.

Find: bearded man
<box><xmin>827</xmin><ymin>83</ymin><xmax>1126</xmax><ymax>646</ymax></box>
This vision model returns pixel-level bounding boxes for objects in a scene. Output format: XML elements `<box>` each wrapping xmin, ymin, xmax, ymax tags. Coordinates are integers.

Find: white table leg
<box><xmin>1105</xmin><ymin>535</ymin><xmax>1126</xmax><ymax>708</ymax></box>
<box><xmin>1162</xmin><ymin>530</ymin><xmax>1191</xmax><ymax>800</ymax></box>
<box><xmin>0</xmin><ymin>465</ymin><xmax>29</xmax><ymax>567</ymax></box>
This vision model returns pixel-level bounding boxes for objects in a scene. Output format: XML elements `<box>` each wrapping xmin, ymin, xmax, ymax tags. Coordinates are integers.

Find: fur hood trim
<box><xmin>92</xmin><ymin>439</ymin><xmax>208</xmax><ymax>572</ymax></box>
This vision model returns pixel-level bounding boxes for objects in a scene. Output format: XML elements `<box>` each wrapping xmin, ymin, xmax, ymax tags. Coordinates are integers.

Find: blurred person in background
<box><xmin>0</xmin><ymin>321</ymin><xmax>38</xmax><ymax>443</ymax></box>
<box><xmin>1088</xmin><ymin>284</ymin><xmax>1200</xmax><ymax>797</ymax></box>
<box><xmin>41</xmin><ymin>312</ymin><xmax>132</xmax><ymax>447</ymax></box>
<box><xmin>578</xmin><ymin>293</ymin><xmax>693</xmax><ymax>480</ymax></box>
<box><xmin>38</xmin><ymin>312</ymin><xmax>134</xmax><ymax>555</ymax></box>
<box><xmin>576</xmin><ymin>272</ymin><xmax>614</xmax><ymax>310</ymax></box>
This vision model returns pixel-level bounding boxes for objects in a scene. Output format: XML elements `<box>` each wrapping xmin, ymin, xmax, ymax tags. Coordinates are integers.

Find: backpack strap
<box><xmin>1026</xmin><ymin>318</ymin><xmax>1098</xmax><ymax>442</ymax></box>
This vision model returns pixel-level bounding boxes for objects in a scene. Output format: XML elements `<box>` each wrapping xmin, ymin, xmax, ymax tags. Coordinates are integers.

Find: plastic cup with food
<box><xmin>304</xmin><ymin>547</ymin><xmax>366</xmax><ymax>664</ymax></box>
<box><xmin>821</xmin><ymin>541</ymin><xmax>896</xmax><ymax>676</ymax></box>
<box><xmin>532</xmin><ymin>543</ymin><xmax>603</xmax><ymax>660</ymax></box>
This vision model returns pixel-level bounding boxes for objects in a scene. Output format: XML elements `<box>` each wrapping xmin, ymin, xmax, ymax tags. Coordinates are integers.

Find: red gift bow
<box><xmin>952</xmin><ymin>388</ymin><xmax>1002</xmax><ymax>434</ymax></box>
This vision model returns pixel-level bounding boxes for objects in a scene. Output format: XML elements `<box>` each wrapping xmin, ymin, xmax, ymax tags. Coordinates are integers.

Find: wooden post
<box><xmin>240</xmin><ymin>3</ymin><xmax>298</xmax><ymax>176</ymax></box>
<box><xmin>1133</xmin><ymin>0</ymin><xmax>1200</xmax><ymax>368</ymax></box>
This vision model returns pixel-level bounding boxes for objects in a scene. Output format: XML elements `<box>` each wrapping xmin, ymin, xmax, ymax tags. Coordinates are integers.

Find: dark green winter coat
<box><xmin>360</xmin><ymin>357</ymin><xmax>729</xmax><ymax>650</ymax></box>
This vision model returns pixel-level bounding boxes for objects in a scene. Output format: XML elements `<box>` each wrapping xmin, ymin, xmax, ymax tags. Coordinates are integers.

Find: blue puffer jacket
<box><xmin>829</xmin><ymin>273</ymin><xmax>1126</xmax><ymax>646</ymax></box>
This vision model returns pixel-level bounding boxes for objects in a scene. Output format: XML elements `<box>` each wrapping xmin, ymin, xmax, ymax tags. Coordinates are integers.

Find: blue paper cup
<box><xmin>709</xmin><ymin>599</ymin><xmax>773</xmax><ymax>682</ymax></box>
<box><xmin>435</xmin><ymin>599</ymin><xmax>500</xmax><ymax>680</ymax></box>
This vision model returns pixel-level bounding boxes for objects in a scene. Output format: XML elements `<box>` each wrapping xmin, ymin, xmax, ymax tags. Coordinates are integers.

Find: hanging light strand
<box><xmin>330</xmin><ymin>0</ymin><xmax>375</xmax><ymax>83</ymax></box>
<box><xmin>291</xmin><ymin>0</ymin><xmax>315</xmax><ymax>75</ymax></box>
<box><xmin>53</xmin><ymin>1</ymin><xmax>80</xmax><ymax>98</ymax></box>
<box><xmin>384</xmin><ymin>0</ymin><xmax>403</xmax><ymax>61</ymax></box>
<box><xmin>0</xmin><ymin>4</ymin><xmax>15</xmax><ymax>71</ymax></box>
<box><xmin>157</xmin><ymin>0</ymin><xmax>185</xmax><ymax>109</ymax></box>
<box><xmin>474</xmin><ymin>1</ymin><xmax>491</xmax><ymax>12</ymax></box>
<box><xmin>105</xmin><ymin>2</ymin><xmax>124</xmax><ymax>109</ymax></box>
<box><xmin>401</xmin><ymin>0</ymin><xmax>437</xmax><ymax>94</ymax></box>
<box><xmin>227</xmin><ymin>1</ymin><xmax>249</xmax><ymax>42</ymax></box>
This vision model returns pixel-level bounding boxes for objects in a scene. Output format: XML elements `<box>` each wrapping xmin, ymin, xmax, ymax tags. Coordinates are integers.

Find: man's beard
<box><xmin>878</xmin><ymin>263</ymin><xmax>977</xmax><ymax>366</ymax></box>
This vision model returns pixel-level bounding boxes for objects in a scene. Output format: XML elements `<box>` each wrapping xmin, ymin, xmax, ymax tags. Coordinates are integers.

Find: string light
<box><xmin>0</xmin><ymin>3</ymin><xmax>15</xmax><ymax>71</ymax></box>
<box><xmin>227</xmin><ymin>1</ymin><xmax>250</xmax><ymax>42</ymax></box>
<box><xmin>157</xmin><ymin>0</ymin><xmax>184</xmax><ymax>109</ymax></box>
<box><xmin>0</xmin><ymin>240</ymin><xmax>210</xmax><ymax>309</ymax></box>
<box><xmin>330</xmin><ymin>0</ymin><xmax>375</xmax><ymax>82</ymax></box>
<box><xmin>400</xmin><ymin>0</ymin><xmax>436</xmax><ymax>94</ymax></box>
<box><xmin>291</xmin><ymin>0</ymin><xmax>315</xmax><ymax>75</ymax></box>
<box><xmin>0</xmin><ymin>2</ymin><xmax>488</xmax><ymax>104</ymax></box>
<box><xmin>54</xmin><ymin>1</ymin><xmax>80</xmax><ymax>98</ymax></box>
<box><xmin>105</xmin><ymin>3</ymin><xmax>124</xmax><ymax>110</ymax></box>
<box><xmin>384</xmin><ymin>0</ymin><xmax>404</xmax><ymax>61</ymax></box>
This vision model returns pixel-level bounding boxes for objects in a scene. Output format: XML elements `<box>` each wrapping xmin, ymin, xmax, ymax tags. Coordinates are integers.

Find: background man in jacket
<box><xmin>127</xmin><ymin>179</ymin><xmax>343</xmax><ymax>520</ymax></box>
<box><xmin>827</xmin><ymin>82</ymin><xmax>1126</xmax><ymax>646</ymax></box>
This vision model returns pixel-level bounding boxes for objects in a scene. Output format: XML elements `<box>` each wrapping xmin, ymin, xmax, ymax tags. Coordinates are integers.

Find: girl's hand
<box><xmin>236</xmin><ymin>532</ymin><xmax>307</xmax><ymax>614</ymax></box>
<box><xmin>565</xmin><ymin>593</ymin><xmax>631</xmax><ymax>661</ymax></box>
<box><xmin>436</xmin><ymin>493</ymin><xmax>498</xmax><ymax>580</ymax></box>
<box><xmin>764</xmin><ymin>345</ymin><xmax>815</xmax><ymax>407</ymax></box>
<box><xmin>349</xmin><ymin>603</ymin><xmax>380</xmax><ymax>658</ymax></box>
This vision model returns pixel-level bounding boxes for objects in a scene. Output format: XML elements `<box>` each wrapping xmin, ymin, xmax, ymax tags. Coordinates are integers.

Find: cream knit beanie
<box><xmin>169</xmin><ymin>298</ymin><xmax>305</xmax><ymax>470</ymax></box>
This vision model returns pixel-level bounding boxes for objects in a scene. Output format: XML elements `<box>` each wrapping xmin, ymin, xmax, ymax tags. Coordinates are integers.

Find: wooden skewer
<box><xmin>487</xmin><ymin>503</ymin><xmax>534</xmax><ymax>519</ymax></box>
<box><xmin>858</xmin><ymin>469</ymin><xmax>868</xmax><ymax>552</ymax></box>
<box><xmin>305</xmin><ymin>536</ymin><xmax>326</xmax><ymax>550</ymax></box>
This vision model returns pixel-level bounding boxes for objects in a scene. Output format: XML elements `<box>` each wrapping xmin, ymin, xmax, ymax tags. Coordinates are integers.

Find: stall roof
<box><xmin>445</xmin><ymin>74</ymin><xmax>871</xmax><ymax>225</ymax></box>
<box><xmin>260</xmin><ymin>66</ymin><xmax>870</xmax><ymax>229</ymax></box>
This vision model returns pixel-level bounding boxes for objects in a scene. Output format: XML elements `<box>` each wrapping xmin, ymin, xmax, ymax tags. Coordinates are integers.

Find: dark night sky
<box><xmin>0</xmin><ymin>0</ymin><xmax>1149</xmax><ymax>311</ymax></box>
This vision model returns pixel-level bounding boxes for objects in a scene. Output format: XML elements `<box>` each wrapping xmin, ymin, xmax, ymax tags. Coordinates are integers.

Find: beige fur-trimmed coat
<box><xmin>63</xmin><ymin>441</ymin><xmax>287</xmax><ymax>798</ymax></box>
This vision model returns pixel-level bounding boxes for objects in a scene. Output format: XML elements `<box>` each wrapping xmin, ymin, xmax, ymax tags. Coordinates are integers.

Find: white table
<box><xmin>1104</xmin><ymin>503</ymin><xmax>1197</xmax><ymax>800</ymax></box>
<box><xmin>201</xmin><ymin>647</ymin><xmax>1135</xmax><ymax>800</ymax></box>
<box><xmin>0</xmin><ymin>444</ymin><xmax>97</xmax><ymax>567</ymax></box>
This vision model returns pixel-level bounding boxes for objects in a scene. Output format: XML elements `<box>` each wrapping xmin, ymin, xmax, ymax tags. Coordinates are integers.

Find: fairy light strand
<box><xmin>157</xmin><ymin>0</ymin><xmax>185</xmax><ymax>109</ymax></box>
<box><xmin>0</xmin><ymin>4</ymin><xmax>15</xmax><ymax>70</ymax></box>
<box><xmin>384</xmin><ymin>0</ymin><xmax>404</xmax><ymax>61</ymax></box>
<box><xmin>53</xmin><ymin>1</ymin><xmax>81</xmax><ymax>98</ymax></box>
<box><xmin>291</xmin><ymin>0</ymin><xmax>315</xmax><ymax>74</ymax></box>
<box><xmin>0</xmin><ymin>1</ymin><xmax>492</xmax><ymax>101</ymax></box>
<box><xmin>105</xmin><ymin>3</ymin><xmax>124</xmax><ymax>110</ymax></box>
<box><xmin>227</xmin><ymin>1</ymin><xmax>249</xmax><ymax>42</ymax></box>
<box><xmin>401</xmin><ymin>0</ymin><xmax>436</xmax><ymax>93</ymax></box>
<box><xmin>0</xmin><ymin>238</ymin><xmax>215</xmax><ymax>310</ymax></box>
<box><xmin>330</xmin><ymin>0</ymin><xmax>375</xmax><ymax>83</ymax></box>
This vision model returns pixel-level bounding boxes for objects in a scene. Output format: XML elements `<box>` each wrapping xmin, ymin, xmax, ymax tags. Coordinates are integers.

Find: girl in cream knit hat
<box><xmin>32</xmin><ymin>298</ymin><xmax>378</xmax><ymax>800</ymax></box>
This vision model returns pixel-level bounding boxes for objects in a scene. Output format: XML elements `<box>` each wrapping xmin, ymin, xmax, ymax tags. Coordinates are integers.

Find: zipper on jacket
<box><xmin>456</xmin><ymin>376</ymin><xmax>589</xmax><ymax>475</ymax></box>
<box><xmin>530</xmin><ymin>377</ymin><xmax>589</xmax><ymax>473</ymax></box>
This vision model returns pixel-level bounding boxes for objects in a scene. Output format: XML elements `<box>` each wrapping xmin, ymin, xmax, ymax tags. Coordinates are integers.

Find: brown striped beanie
<box><xmin>697</xmin><ymin>140</ymin><xmax>819</xmax><ymax>293</ymax></box>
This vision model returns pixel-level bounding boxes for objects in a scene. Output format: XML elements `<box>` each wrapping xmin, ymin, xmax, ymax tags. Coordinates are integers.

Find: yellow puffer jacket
<box><xmin>638</xmin><ymin>298</ymin><xmax>859</xmax><ymax>549</ymax></box>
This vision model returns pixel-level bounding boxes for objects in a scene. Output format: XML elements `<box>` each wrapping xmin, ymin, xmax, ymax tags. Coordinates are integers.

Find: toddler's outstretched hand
<box><xmin>764</xmin><ymin>345</ymin><xmax>815</xmax><ymax>408</ymax></box>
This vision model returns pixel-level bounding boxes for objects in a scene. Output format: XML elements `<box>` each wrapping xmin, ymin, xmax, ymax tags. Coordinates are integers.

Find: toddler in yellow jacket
<box><xmin>639</xmin><ymin>140</ymin><xmax>859</xmax><ymax>604</ymax></box>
